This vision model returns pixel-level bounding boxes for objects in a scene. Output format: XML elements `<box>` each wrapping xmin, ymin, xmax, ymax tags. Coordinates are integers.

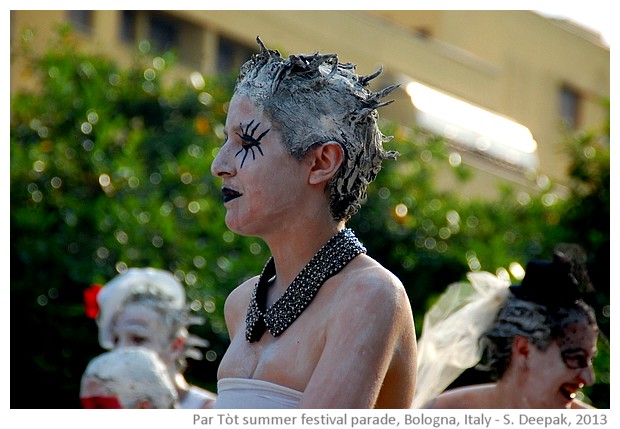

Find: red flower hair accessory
<box><xmin>84</xmin><ymin>284</ymin><xmax>103</xmax><ymax>319</ymax></box>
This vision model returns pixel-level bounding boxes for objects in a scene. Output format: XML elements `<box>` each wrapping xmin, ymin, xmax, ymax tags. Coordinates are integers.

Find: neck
<box><xmin>265</xmin><ymin>219</ymin><xmax>345</xmax><ymax>291</ymax></box>
<box><xmin>494</xmin><ymin>370</ymin><xmax>532</xmax><ymax>408</ymax></box>
<box><xmin>244</xmin><ymin>226</ymin><xmax>365</xmax><ymax>342</ymax></box>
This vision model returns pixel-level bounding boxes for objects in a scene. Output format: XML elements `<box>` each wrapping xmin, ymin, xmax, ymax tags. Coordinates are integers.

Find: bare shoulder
<box><xmin>425</xmin><ymin>384</ymin><xmax>494</xmax><ymax>409</ymax></box>
<box><xmin>327</xmin><ymin>254</ymin><xmax>413</xmax><ymax>333</ymax></box>
<box><xmin>335</xmin><ymin>254</ymin><xmax>409</xmax><ymax>310</ymax></box>
<box><xmin>222</xmin><ymin>275</ymin><xmax>259</xmax><ymax>335</ymax></box>
<box><xmin>297</xmin><ymin>253</ymin><xmax>415</xmax><ymax>408</ymax></box>
<box><xmin>225</xmin><ymin>275</ymin><xmax>258</xmax><ymax>311</ymax></box>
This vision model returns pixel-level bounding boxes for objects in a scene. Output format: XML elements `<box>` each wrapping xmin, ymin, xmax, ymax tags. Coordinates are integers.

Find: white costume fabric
<box><xmin>180</xmin><ymin>386</ymin><xmax>217</xmax><ymax>409</ymax></box>
<box><xmin>412</xmin><ymin>271</ymin><xmax>510</xmax><ymax>408</ymax></box>
<box><xmin>81</xmin><ymin>347</ymin><xmax>177</xmax><ymax>409</ymax></box>
<box><xmin>214</xmin><ymin>378</ymin><xmax>303</xmax><ymax>409</ymax></box>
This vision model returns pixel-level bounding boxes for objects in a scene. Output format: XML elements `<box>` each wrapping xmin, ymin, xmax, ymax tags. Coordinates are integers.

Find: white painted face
<box><xmin>111</xmin><ymin>302</ymin><xmax>175</xmax><ymax>366</ymax></box>
<box><xmin>232</xmin><ymin>39</ymin><xmax>397</xmax><ymax>222</ymax></box>
<box><xmin>211</xmin><ymin>94</ymin><xmax>312</xmax><ymax>237</ymax></box>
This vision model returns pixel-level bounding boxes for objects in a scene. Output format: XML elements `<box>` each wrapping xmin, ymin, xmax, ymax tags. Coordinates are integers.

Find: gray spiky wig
<box><xmin>234</xmin><ymin>37</ymin><xmax>399</xmax><ymax>222</ymax></box>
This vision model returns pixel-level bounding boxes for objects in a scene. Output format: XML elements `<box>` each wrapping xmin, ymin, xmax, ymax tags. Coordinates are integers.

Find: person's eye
<box><xmin>132</xmin><ymin>335</ymin><xmax>147</xmax><ymax>345</ymax></box>
<box><xmin>562</xmin><ymin>351</ymin><xmax>590</xmax><ymax>369</ymax></box>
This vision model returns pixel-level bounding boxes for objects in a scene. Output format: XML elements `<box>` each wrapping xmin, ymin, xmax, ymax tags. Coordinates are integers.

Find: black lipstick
<box><xmin>222</xmin><ymin>187</ymin><xmax>242</xmax><ymax>203</ymax></box>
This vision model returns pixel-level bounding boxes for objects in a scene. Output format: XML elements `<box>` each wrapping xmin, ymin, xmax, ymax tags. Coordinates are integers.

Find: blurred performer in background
<box><xmin>80</xmin><ymin>347</ymin><xmax>177</xmax><ymax>409</ymax></box>
<box><xmin>414</xmin><ymin>244</ymin><xmax>598</xmax><ymax>409</ymax></box>
<box><xmin>93</xmin><ymin>267</ymin><xmax>216</xmax><ymax>408</ymax></box>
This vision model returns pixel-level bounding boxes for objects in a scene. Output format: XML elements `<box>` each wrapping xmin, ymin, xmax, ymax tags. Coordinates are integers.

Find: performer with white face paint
<box><xmin>210</xmin><ymin>37</ymin><xmax>417</xmax><ymax>408</ymax></box>
<box><xmin>415</xmin><ymin>244</ymin><xmax>600</xmax><ymax>409</ymax></box>
<box><xmin>95</xmin><ymin>267</ymin><xmax>216</xmax><ymax>408</ymax></box>
<box><xmin>80</xmin><ymin>347</ymin><xmax>177</xmax><ymax>409</ymax></box>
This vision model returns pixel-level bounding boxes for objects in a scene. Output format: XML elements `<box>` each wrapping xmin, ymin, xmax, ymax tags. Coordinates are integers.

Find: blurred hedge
<box><xmin>10</xmin><ymin>28</ymin><xmax>609</xmax><ymax>408</ymax></box>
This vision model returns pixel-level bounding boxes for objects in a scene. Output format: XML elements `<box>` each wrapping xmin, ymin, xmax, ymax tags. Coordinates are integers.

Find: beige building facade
<box><xmin>11</xmin><ymin>10</ymin><xmax>610</xmax><ymax>197</ymax></box>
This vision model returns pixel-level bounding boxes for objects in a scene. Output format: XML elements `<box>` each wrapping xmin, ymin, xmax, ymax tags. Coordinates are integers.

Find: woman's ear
<box><xmin>307</xmin><ymin>142</ymin><xmax>344</xmax><ymax>185</ymax></box>
<box><xmin>512</xmin><ymin>335</ymin><xmax>531</xmax><ymax>369</ymax></box>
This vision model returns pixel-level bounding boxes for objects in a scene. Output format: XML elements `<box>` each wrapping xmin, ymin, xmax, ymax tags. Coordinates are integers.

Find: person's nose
<box><xmin>211</xmin><ymin>140</ymin><xmax>235</xmax><ymax>178</ymax></box>
<box><xmin>577</xmin><ymin>363</ymin><xmax>596</xmax><ymax>387</ymax></box>
<box><xmin>115</xmin><ymin>336</ymin><xmax>130</xmax><ymax>348</ymax></box>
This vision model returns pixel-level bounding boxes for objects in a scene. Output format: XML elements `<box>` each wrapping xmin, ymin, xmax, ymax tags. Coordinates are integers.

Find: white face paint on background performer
<box><xmin>80</xmin><ymin>347</ymin><xmax>177</xmax><ymax>409</ymax></box>
<box><xmin>210</xmin><ymin>37</ymin><xmax>417</xmax><ymax>409</ymax></box>
<box><xmin>95</xmin><ymin>267</ymin><xmax>216</xmax><ymax>408</ymax></box>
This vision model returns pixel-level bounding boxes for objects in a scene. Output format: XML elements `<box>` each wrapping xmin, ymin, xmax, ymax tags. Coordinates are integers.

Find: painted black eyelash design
<box><xmin>235</xmin><ymin>120</ymin><xmax>270</xmax><ymax>168</ymax></box>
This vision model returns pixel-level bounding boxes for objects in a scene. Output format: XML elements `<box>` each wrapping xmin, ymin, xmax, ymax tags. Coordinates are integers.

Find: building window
<box><xmin>217</xmin><ymin>35</ymin><xmax>255</xmax><ymax>75</ymax></box>
<box><xmin>67</xmin><ymin>10</ymin><xmax>93</xmax><ymax>34</ymax></box>
<box><xmin>559</xmin><ymin>84</ymin><xmax>581</xmax><ymax>129</ymax></box>
<box><xmin>148</xmin><ymin>13</ymin><xmax>179</xmax><ymax>53</ymax></box>
<box><xmin>120</xmin><ymin>10</ymin><xmax>137</xmax><ymax>44</ymax></box>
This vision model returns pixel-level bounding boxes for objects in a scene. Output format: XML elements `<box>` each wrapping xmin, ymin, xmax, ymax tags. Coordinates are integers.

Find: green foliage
<box><xmin>11</xmin><ymin>29</ymin><xmax>609</xmax><ymax>408</ymax></box>
<box><xmin>10</xmin><ymin>29</ymin><xmax>267</xmax><ymax>407</ymax></box>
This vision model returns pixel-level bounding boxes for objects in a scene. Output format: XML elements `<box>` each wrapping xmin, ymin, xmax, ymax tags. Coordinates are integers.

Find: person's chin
<box><xmin>224</xmin><ymin>217</ymin><xmax>241</xmax><ymax>233</ymax></box>
<box><xmin>224</xmin><ymin>216</ymin><xmax>251</xmax><ymax>236</ymax></box>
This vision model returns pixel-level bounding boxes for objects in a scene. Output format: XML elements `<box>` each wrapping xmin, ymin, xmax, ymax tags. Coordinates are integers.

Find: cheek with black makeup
<box><xmin>557</xmin><ymin>323</ymin><xmax>597</xmax><ymax>369</ymax></box>
<box><xmin>235</xmin><ymin>119</ymin><xmax>270</xmax><ymax>168</ymax></box>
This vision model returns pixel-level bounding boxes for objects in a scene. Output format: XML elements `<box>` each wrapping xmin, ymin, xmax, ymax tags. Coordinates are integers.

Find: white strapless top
<box><xmin>180</xmin><ymin>385</ymin><xmax>217</xmax><ymax>409</ymax></box>
<box><xmin>213</xmin><ymin>378</ymin><xmax>303</xmax><ymax>409</ymax></box>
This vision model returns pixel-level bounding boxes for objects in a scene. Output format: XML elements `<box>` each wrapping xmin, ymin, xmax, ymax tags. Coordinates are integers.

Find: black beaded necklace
<box><xmin>245</xmin><ymin>228</ymin><xmax>366</xmax><ymax>342</ymax></box>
